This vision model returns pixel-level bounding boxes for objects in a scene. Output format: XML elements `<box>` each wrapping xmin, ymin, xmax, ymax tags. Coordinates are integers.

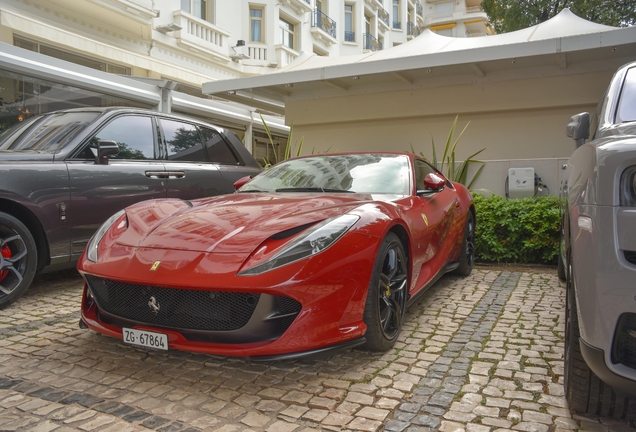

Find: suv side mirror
<box><xmin>96</xmin><ymin>140</ymin><xmax>119</xmax><ymax>165</ymax></box>
<box><xmin>566</xmin><ymin>112</ymin><xmax>590</xmax><ymax>148</ymax></box>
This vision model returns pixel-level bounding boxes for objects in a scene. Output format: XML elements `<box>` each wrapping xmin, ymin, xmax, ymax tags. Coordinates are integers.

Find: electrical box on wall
<box><xmin>508</xmin><ymin>168</ymin><xmax>535</xmax><ymax>199</ymax></box>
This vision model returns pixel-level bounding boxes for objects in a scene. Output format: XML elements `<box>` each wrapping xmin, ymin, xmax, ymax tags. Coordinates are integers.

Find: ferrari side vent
<box><xmin>612</xmin><ymin>313</ymin><xmax>636</xmax><ymax>370</ymax></box>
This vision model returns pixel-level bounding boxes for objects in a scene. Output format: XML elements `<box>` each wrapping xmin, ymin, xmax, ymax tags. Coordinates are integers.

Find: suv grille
<box><xmin>613</xmin><ymin>313</ymin><xmax>636</xmax><ymax>370</ymax></box>
<box><xmin>85</xmin><ymin>275</ymin><xmax>294</xmax><ymax>332</ymax></box>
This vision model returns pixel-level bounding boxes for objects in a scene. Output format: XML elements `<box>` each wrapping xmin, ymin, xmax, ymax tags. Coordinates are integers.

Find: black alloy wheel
<box><xmin>0</xmin><ymin>213</ymin><xmax>37</xmax><ymax>309</ymax></box>
<box><xmin>362</xmin><ymin>232</ymin><xmax>408</xmax><ymax>351</ymax></box>
<box><xmin>454</xmin><ymin>211</ymin><xmax>475</xmax><ymax>276</ymax></box>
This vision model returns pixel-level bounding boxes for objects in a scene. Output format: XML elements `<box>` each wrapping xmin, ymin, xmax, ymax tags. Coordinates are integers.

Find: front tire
<box><xmin>454</xmin><ymin>211</ymin><xmax>475</xmax><ymax>277</ymax></box>
<box><xmin>564</xmin><ymin>256</ymin><xmax>635</xmax><ymax>418</ymax></box>
<box><xmin>0</xmin><ymin>213</ymin><xmax>37</xmax><ymax>309</ymax></box>
<box><xmin>362</xmin><ymin>232</ymin><xmax>408</xmax><ymax>352</ymax></box>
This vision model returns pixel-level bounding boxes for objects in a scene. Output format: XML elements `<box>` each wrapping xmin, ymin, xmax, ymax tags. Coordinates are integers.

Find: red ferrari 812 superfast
<box><xmin>79</xmin><ymin>153</ymin><xmax>475</xmax><ymax>360</ymax></box>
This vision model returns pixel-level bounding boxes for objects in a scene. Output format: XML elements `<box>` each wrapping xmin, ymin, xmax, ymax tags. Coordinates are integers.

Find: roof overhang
<box><xmin>202</xmin><ymin>10</ymin><xmax>636</xmax><ymax>114</ymax></box>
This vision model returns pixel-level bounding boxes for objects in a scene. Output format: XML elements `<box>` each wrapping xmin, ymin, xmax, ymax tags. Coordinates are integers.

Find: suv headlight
<box><xmin>86</xmin><ymin>210</ymin><xmax>126</xmax><ymax>262</ymax></box>
<box><xmin>620</xmin><ymin>166</ymin><xmax>636</xmax><ymax>207</ymax></box>
<box><xmin>239</xmin><ymin>214</ymin><xmax>360</xmax><ymax>276</ymax></box>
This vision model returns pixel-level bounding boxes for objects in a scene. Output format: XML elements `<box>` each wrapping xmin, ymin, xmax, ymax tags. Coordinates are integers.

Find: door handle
<box><xmin>145</xmin><ymin>171</ymin><xmax>168</xmax><ymax>178</ymax></box>
<box><xmin>167</xmin><ymin>171</ymin><xmax>185</xmax><ymax>178</ymax></box>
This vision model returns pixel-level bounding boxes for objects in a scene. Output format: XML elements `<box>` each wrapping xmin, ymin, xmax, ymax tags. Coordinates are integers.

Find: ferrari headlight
<box><xmin>239</xmin><ymin>214</ymin><xmax>360</xmax><ymax>276</ymax></box>
<box><xmin>86</xmin><ymin>210</ymin><xmax>126</xmax><ymax>262</ymax></box>
<box><xmin>620</xmin><ymin>166</ymin><xmax>636</xmax><ymax>207</ymax></box>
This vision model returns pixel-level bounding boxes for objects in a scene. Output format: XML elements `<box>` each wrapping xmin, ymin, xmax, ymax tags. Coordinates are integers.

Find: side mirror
<box><xmin>418</xmin><ymin>173</ymin><xmax>445</xmax><ymax>195</ymax></box>
<box><xmin>566</xmin><ymin>112</ymin><xmax>590</xmax><ymax>148</ymax></box>
<box><xmin>96</xmin><ymin>140</ymin><xmax>119</xmax><ymax>165</ymax></box>
<box><xmin>233</xmin><ymin>175</ymin><xmax>252</xmax><ymax>190</ymax></box>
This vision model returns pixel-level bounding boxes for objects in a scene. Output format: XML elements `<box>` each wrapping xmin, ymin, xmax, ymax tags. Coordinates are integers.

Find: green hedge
<box><xmin>473</xmin><ymin>194</ymin><xmax>560</xmax><ymax>264</ymax></box>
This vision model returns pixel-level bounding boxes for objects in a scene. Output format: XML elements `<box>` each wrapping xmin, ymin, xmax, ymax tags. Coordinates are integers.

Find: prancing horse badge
<box><xmin>150</xmin><ymin>261</ymin><xmax>161</xmax><ymax>271</ymax></box>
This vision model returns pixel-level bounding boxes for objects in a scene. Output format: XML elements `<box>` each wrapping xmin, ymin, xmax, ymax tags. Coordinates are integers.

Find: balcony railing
<box><xmin>248</xmin><ymin>45</ymin><xmax>268</xmax><ymax>61</ymax></box>
<box><xmin>363</xmin><ymin>33</ymin><xmax>382</xmax><ymax>51</ymax></box>
<box><xmin>393</xmin><ymin>20</ymin><xmax>401</xmax><ymax>29</ymax></box>
<box><xmin>407</xmin><ymin>22</ymin><xmax>420</xmax><ymax>36</ymax></box>
<box><xmin>312</xmin><ymin>9</ymin><xmax>336</xmax><ymax>39</ymax></box>
<box><xmin>377</xmin><ymin>7</ymin><xmax>389</xmax><ymax>27</ymax></box>
<box><xmin>466</xmin><ymin>6</ymin><xmax>483</xmax><ymax>13</ymax></box>
<box><xmin>416</xmin><ymin>2</ymin><xmax>423</xmax><ymax>17</ymax></box>
<box><xmin>172</xmin><ymin>10</ymin><xmax>230</xmax><ymax>59</ymax></box>
<box><xmin>344</xmin><ymin>31</ymin><xmax>356</xmax><ymax>42</ymax></box>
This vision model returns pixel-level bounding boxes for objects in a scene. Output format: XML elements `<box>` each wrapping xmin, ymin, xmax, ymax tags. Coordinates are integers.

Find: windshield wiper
<box><xmin>275</xmin><ymin>187</ymin><xmax>354</xmax><ymax>193</ymax></box>
<box><xmin>237</xmin><ymin>189</ymin><xmax>268</xmax><ymax>193</ymax></box>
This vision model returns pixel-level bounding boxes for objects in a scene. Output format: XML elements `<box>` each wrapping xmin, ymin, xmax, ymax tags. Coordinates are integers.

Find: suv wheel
<box><xmin>564</xmin><ymin>257</ymin><xmax>635</xmax><ymax>418</ymax></box>
<box><xmin>0</xmin><ymin>213</ymin><xmax>37</xmax><ymax>309</ymax></box>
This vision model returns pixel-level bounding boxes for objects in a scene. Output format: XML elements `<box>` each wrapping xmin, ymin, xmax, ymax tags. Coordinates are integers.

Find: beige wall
<box><xmin>286</xmin><ymin>69</ymin><xmax>612</xmax><ymax>161</ymax></box>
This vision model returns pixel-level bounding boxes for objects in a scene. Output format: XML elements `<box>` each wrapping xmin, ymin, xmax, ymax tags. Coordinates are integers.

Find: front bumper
<box><xmin>78</xmin><ymin>234</ymin><xmax>378</xmax><ymax>358</ymax></box>
<box><xmin>572</xmin><ymin>204</ymin><xmax>636</xmax><ymax>389</ymax></box>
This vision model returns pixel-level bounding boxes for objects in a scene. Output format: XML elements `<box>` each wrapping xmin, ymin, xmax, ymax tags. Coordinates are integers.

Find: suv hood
<box><xmin>118</xmin><ymin>193</ymin><xmax>374</xmax><ymax>253</ymax></box>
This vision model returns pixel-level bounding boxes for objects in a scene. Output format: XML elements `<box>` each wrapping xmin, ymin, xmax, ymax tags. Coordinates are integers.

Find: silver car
<box><xmin>561</xmin><ymin>61</ymin><xmax>636</xmax><ymax>417</ymax></box>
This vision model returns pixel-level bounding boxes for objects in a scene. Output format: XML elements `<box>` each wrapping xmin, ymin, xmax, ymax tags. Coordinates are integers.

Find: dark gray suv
<box><xmin>0</xmin><ymin>107</ymin><xmax>261</xmax><ymax>308</ymax></box>
<box><xmin>561</xmin><ymin>61</ymin><xmax>636</xmax><ymax>418</ymax></box>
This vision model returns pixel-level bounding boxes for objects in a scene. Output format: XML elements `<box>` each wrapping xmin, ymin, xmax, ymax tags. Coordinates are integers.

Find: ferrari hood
<box><xmin>119</xmin><ymin>193</ymin><xmax>373</xmax><ymax>253</ymax></box>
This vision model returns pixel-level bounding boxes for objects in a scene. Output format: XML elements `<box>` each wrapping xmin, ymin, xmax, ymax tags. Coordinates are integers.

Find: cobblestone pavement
<box><xmin>0</xmin><ymin>269</ymin><xmax>634</xmax><ymax>432</ymax></box>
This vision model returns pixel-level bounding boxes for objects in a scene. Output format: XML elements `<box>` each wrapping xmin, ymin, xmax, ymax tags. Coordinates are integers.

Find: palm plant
<box><xmin>412</xmin><ymin>116</ymin><xmax>485</xmax><ymax>189</ymax></box>
<box><xmin>260</xmin><ymin>114</ymin><xmax>304</xmax><ymax>168</ymax></box>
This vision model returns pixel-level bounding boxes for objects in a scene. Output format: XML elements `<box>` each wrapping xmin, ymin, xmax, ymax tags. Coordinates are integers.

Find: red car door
<box><xmin>405</xmin><ymin>159</ymin><xmax>458</xmax><ymax>294</ymax></box>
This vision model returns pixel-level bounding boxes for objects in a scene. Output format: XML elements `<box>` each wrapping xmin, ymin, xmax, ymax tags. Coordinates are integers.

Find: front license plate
<box><xmin>123</xmin><ymin>328</ymin><xmax>168</xmax><ymax>351</ymax></box>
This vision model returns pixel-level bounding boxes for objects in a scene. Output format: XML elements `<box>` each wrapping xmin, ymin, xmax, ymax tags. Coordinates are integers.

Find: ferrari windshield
<box><xmin>241</xmin><ymin>154</ymin><xmax>411</xmax><ymax>194</ymax></box>
<box><xmin>0</xmin><ymin>112</ymin><xmax>99</xmax><ymax>151</ymax></box>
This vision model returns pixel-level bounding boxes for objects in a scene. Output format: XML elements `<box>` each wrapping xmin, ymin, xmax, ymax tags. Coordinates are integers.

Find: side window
<box><xmin>200</xmin><ymin>127</ymin><xmax>239</xmax><ymax>165</ymax></box>
<box><xmin>160</xmin><ymin>119</ymin><xmax>207</xmax><ymax>162</ymax></box>
<box><xmin>616</xmin><ymin>67</ymin><xmax>636</xmax><ymax>124</ymax></box>
<box><xmin>414</xmin><ymin>159</ymin><xmax>436</xmax><ymax>190</ymax></box>
<box><xmin>82</xmin><ymin>115</ymin><xmax>155</xmax><ymax>160</ymax></box>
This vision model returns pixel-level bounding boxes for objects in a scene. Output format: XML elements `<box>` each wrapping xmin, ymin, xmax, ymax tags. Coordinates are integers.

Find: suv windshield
<box><xmin>0</xmin><ymin>112</ymin><xmax>99</xmax><ymax>151</ymax></box>
<box><xmin>240</xmin><ymin>154</ymin><xmax>411</xmax><ymax>195</ymax></box>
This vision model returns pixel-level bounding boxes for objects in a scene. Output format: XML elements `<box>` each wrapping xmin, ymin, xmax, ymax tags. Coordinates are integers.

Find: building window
<box><xmin>250</xmin><ymin>6</ymin><xmax>264</xmax><ymax>43</ymax></box>
<box><xmin>279</xmin><ymin>17</ymin><xmax>296</xmax><ymax>50</ymax></box>
<box><xmin>392</xmin><ymin>0</ymin><xmax>401</xmax><ymax>29</ymax></box>
<box><xmin>316</xmin><ymin>0</ymin><xmax>324</xmax><ymax>13</ymax></box>
<box><xmin>435</xmin><ymin>2</ymin><xmax>453</xmax><ymax>18</ymax></box>
<box><xmin>180</xmin><ymin>0</ymin><xmax>213</xmax><ymax>22</ymax></box>
<box><xmin>345</xmin><ymin>4</ymin><xmax>355</xmax><ymax>42</ymax></box>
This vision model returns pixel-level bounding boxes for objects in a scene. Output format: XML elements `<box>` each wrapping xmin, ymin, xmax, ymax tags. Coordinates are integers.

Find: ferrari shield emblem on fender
<box><xmin>150</xmin><ymin>261</ymin><xmax>161</xmax><ymax>271</ymax></box>
<box><xmin>421</xmin><ymin>214</ymin><xmax>429</xmax><ymax>226</ymax></box>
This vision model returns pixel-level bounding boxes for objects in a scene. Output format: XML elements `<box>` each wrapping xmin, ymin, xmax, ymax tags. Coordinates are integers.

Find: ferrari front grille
<box><xmin>85</xmin><ymin>275</ymin><xmax>300</xmax><ymax>333</ymax></box>
<box><xmin>613</xmin><ymin>313</ymin><xmax>636</xmax><ymax>370</ymax></box>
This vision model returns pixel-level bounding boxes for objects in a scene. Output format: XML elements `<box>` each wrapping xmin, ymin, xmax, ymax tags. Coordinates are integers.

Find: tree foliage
<box><xmin>482</xmin><ymin>0</ymin><xmax>636</xmax><ymax>34</ymax></box>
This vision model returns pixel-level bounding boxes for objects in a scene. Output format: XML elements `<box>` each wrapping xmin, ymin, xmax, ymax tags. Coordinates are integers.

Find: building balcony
<box><xmin>344</xmin><ymin>31</ymin><xmax>356</xmax><ymax>42</ymax></box>
<box><xmin>279</xmin><ymin>0</ymin><xmax>312</xmax><ymax>15</ymax></box>
<box><xmin>275</xmin><ymin>44</ymin><xmax>300</xmax><ymax>67</ymax></box>
<box><xmin>407</xmin><ymin>22</ymin><xmax>421</xmax><ymax>38</ymax></box>
<box><xmin>311</xmin><ymin>9</ymin><xmax>337</xmax><ymax>45</ymax></box>
<box><xmin>363</xmin><ymin>33</ymin><xmax>382</xmax><ymax>51</ymax></box>
<box><xmin>393</xmin><ymin>21</ymin><xmax>402</xmax><ymax>29</ymax></box>
<box><xmin>416</xmin><ymin>3</ymin><xmax>423</xmax><ymax>17</ymax></box>
<box><xmin>378</xmin><ymin>6</ymin><xmax>390</xmax><ymax>30</ymax></box>
<box><xmin>90</xmin><ymin>0</ymin><xmax>158</xmax><ymax>25</ymax></box>
<box><xmin>364</xmin><ymin>0</ymin><xmax>386</xmax><ymax>12</ymax></box>
<box><xmin>172</xmin><ymin>10</ymin><xmax>231</xmax><ymax>61</ymax></box>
